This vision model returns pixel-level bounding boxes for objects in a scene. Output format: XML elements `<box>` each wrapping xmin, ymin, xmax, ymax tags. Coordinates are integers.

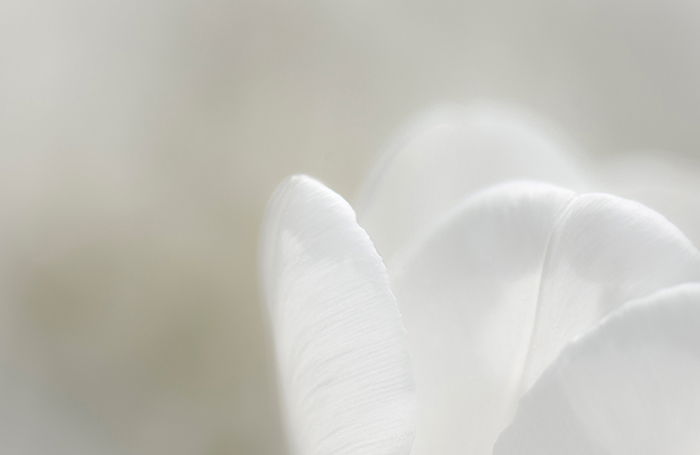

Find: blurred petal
<box><xmin>390</xmin><ymin>182</ymin><xmax>700</xmax><ymax>455</ymax></box>
<box><xmin>356</xmin><ymin>104</ymin><xmax>587</xmax><ymax>261</ymax></box>
<box><xmin>495</xmin><ymin>283</ymin><xmax>700</xmax><ymax>455</ymax></box>
<box><xmin>260</xmin><ymin>175</ymin><xmax>415</xmax><ymax>455</ymax></box>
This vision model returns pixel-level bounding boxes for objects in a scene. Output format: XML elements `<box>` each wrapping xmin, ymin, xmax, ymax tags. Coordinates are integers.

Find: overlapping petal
<box><xmin>495</xmin><ymin>283</ymin><xmax>700</xmax><ymax>455</ymax></box>
<box><xmin>356</xmin><ymin>105</ymin><xmax>587</xmax><ymax>262</ymax></box>
<box><xmin>260</xmin><ymin>175</ymin><xmax>415</xmax><ymax>455</ymax></box>
<box><xmin>390</xmin><ymin>182</ymin><xmax>700</xmax><ymax>455</ymax></box>
<box><xmin>261</xmin><ymin>108</ymin><xmax>700</xmax><ymax>455</ymax></box>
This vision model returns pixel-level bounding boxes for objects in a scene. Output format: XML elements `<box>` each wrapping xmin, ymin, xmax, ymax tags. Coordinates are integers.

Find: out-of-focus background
<box><xmin>2</xmin><ymin>0</ymin><xmax>700</xmax><ymax>453</ymax></box>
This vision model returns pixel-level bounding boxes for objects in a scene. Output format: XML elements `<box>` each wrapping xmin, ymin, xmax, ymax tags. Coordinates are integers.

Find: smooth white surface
<box><xmin>261</xmin><ymin>175</ymin><xmax>415</xmax><ymax>455</ymax></box>
<box><xmin>495</xmin><ymin>283</ymin><xmax>700</xmax><ymax>455</ymax></box>
<box><xmin>390</xmin><ymin>182</ymin><xmax>700</xmax><ymax>455</ymax></box>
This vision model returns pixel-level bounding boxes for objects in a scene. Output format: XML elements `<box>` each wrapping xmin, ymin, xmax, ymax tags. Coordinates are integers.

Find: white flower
<box><xmin>261</xmin><ymin>106</ymin><xmax>700</xmax><ymax>455</ymax></box>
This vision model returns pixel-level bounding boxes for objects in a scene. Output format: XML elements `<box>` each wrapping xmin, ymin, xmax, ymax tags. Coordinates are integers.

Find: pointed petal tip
<box><xmin>269</xmin><ymin>174</ymin><xmax>326</xmax><ymax>202</ymax></box>
<box><xmin>259</xmin><ymin>172</ymin><xmax>416</xmax><ymax>455</ymax></box>
<box><xmin>260</xmin><ymin>173</ymin><xmax>354</xmax><ymax>306</ymax></box>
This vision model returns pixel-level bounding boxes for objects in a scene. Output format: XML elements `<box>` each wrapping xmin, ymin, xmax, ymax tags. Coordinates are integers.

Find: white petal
<box><xmin>355</xmin><ymin>104</ymin><xmax>587</xmax><ymax>261</ymax></box>
<box><xmin>594</xmin><ymin>152</ymin><xmax>700</xmax><ymax>248</ymax></box>
<box><xmin>517</xmin><ymin>191</ymin><xmax>700</xmax><ymax>389</ymax></box>
<box><xmin>260</xmin><ymin>175</ymin><xmax>415</xmax><ymax>455</ymax></box>
<box><xmin>390</xmin><ymin>182</ymin><xmax>700</xmax><ymax>455</ymax></box>
<box><xmin>495</xmin><ymin>283</ymin><xmax>700</xmax><ymax>455</ymax></box>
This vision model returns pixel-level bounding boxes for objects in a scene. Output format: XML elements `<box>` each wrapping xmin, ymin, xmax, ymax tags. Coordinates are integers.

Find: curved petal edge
<box><xmin>495</xmin><ymin>283</ymin><xmax>700</xmax><ymax>455</ymax></box>
<box><xmin>260</xmin><ymin>175</ymin><xmax>416</xmax><ymax>455</ymax></box>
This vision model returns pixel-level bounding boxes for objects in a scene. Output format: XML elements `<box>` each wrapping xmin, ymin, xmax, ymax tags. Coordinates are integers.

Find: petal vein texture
<box><xmin>261</xmin><ymin>175</ymin><xmax>415</xmax><ymax>455</ymax></box>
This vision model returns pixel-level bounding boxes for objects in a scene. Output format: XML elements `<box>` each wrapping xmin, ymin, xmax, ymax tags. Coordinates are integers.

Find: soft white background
<box><xmin>1</xmin><ymin>0</ymin><xmax>700</xmax><ymax>453</ymax></box>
